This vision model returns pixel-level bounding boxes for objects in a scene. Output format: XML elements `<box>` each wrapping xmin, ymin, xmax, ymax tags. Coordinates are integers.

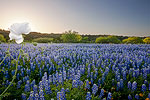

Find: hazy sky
<box><xmin>0</xmin><ymin>0</ymin><xmax>150</xmax><ymax>36</ymax></box>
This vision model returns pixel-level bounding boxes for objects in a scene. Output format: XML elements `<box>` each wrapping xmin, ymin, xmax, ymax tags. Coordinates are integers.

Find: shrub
<box><xmin>81</xmin><ymin>37</ymin><xmax>89</xmax><ymax>43</ymax></box>
<box><xmin>122</xmin><ymin>37</ymin><xmax>143</xmax><ymax>44</ymax></box>
<box><xmin>33</xmin><ymin>38</ymin><xmax>54</xmax><ymax>43</ymax></box>
<box><xmin>0</xmin><ymin>34</ymin><xmax>6</xmax><ymax>42</ymax></box>
<box><xmin>61</xmin><ymin>30</ymin><xmax>82</xmax><ymax>43</ymax></box>
<box><xmin>95</xmin><ymin>37</ymin><xmax>109</xmax><ymax>43</ymax></box>
<box><xmin>143</xmin><ymin>37</ymin><xmax>150</xmax><ymax>44</ymax></box>
<box><xmin>95</xmin><ymin>36</ymin><xmax>121</xmax><ymax>44</ymax></box>
<box><xmin>107</xmin><ymin>36</ymin><xmax>121</xmax><ymax>44</ymax></box>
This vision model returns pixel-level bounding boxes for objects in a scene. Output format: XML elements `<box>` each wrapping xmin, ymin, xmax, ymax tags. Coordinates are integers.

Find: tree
<box><xmin>0</xmin><ymin>34</ymin><xmax>6</xmax><ymax>42</ymax></box>
<box><xmin>122</xmin><ymin>37</ymin><xmax>143</xmax><ymax>44</ymax></box>
<box><xmin>95</xmin><ymin>36</ymin><xmax>121</xmax><ymax>44</ymax></box>
<box><xmin>95</xmin><ymin>37</ymin><xmax>109</xmax><ymax>43</ymax></box>
<box><xmin>107</xmin><ymin>36</ymin><xmax>121</xmax><ymax>44</ymax></box>
<box><xmin>143</xmin><ymin>37</ymin><xmax>150</xmax><ymax>44</ymax></box>
<box><xmin>33</xmin><ymin>38</ymin><xmax>54</xmax><ymax>43</ymax></box>
<box><xmin>82</xmin><ymin>36</ymin><xmax>89</xmax><ymax>43</ymax></box>
<box><xmin>61</xmin><ymin>30</ymin><xmax>82</xmax><ymax>43</ymax></box>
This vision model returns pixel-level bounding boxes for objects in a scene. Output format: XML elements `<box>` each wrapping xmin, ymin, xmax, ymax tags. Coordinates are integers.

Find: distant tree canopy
<box><xmin>95</xmin><ymin>37</ymin><xmax>108</xmax><ymax>43</ymax></box>
<box><xmin>95</xmin><ymin>36</ymin><xmax>121</xmax><ymax>44</ymax></box>
<box><xmin>122</xmin><ymin>37</ymin><xmax>143</xmax><ymax>44</ymax></box>
<box><xmin>61</xmin><ymin>30</ymin><xmax>82</xmax><ymax>43</ymax></box>
<box><xmin>143</xmin><ymin>37</ymin><xmax>150</xmax><ymax>44</ymax></box>
<box><xmin>33</xmin><ymin>38</ymin><xmax>54</xmax><ymax>43</ymax></box>
<box><xmin>0</xmin><ymin>34</ymin><xmax>6</xmax><ymax>42</ymax></box>
<box><xmin>0</xmin><ymin>29</ymin><xmax>148</xmax><ymax>44</ymax></box>
<box><xmin>107</xmin><ymin>36</ymin><xmax>121</xmax><ymax>44</ymax></box>
<box><xmin>81</xmin><ymin>36</ymin><xmax>89</xmax><ymax>43</ymax></box>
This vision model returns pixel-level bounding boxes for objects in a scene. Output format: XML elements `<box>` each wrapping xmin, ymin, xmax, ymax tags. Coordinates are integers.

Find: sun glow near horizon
<box><xmin>0</xmin><ymin>0</ymin><xmax>150</xmax><ymax>36</ymax></box>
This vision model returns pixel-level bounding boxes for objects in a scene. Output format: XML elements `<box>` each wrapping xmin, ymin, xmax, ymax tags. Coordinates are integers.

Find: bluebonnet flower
<box><xmin>120</xmin><ymin>79</ymin><xmax>123</xmax><ymax>90</ymax></box>
<box><xmin>33</xmin><ymin>85</ymin><xmax>38</xmax><ymax>94</ymax></box>
<box><xmin>90</xmin><ymin>78</ymin><xmax>93</xmax><ymax>85</ymax></box>
<box><xmin>31</xmin><ymin>79</ymin><xmax>35</xmax><ymax>88</ymax></box>
<box><xmin>49</xmin><ymin>75</ymin><xmax>53</xmax><ymax>83</ymax></box>
<box><xmin>117</xmin><ymin>82</ymin><xmax>120</xmax><ymax>91</ymax></box>
<box><xmin>75</xmin><ymin>74</ymin><xmax>80</xmax><ymax>83</ymax></box>
<box><xmin>85</xmin><ymin>80</ymin><xmax>90</xmax><ymax>90</ymax></box>
<box><xmin>53</xmin><ymin>74</ymin><xmax>56</xmax><ymax>85</ymax></box>
<box><xmin>56</xmin><ymin>92</ymin><xmax>64</xmax><ymax>100</ymax></box>
<box><xmin>63</xmin><ymin>70</ymin><xmax>66</xmax><ymax>80</ymax></box>
<box><xmin>86</xmin><ymin>92</ymin><xmax>91</xmax><ymax>100</ymax></box>
<box><xmin>11</xmin><ymin>70</ymin><xmax>15</xmax><ymax>76</ymax></box>
<box><xmin>17</xmin><ymin>73</ymin><xmax>20</xmax><ymax>80</ymax></box>
<box><xmin>123</xmin><ymin>71</ymin><xmax>126</xmax><ymax>80</ymax></box>
<box><xmin>128</xmin><ymin>94</ymin><xmax>132</xmax><ymax>100</ymax></box>
<box><xmin>58</xmin><ymin>74</ymin><xmax>63</xmax><ymax>84</ymax></box>
<box><xmin>22</xmin><ymin>93</ymin><xmax>27</xmax><ymax>100</ymax></box>
<box><xmin>17</xmin><ymin>80</ymin><xmax>22</xmax><ymax>89</ymax></box>
<box><xmin>128</xmin><ymin>81</ymin><xmax>131</xmax><ymax>90</ymax></box>
<box><xmin>60</xmin><ymin>88</ymin><xmax>66</xmax><ymax>100</ymax></box>
<box><xmin>66</xmin><ymin>88</ymin><xmax>69</xmax><ymax>92</ymax></box>
<box><xmin>87</xmin><ymin>68</ymin><xmax>90</xmax><ymax>78</ymax></box>
<box><xmin>45</xmin><ymin>83</ymin><xmax>52</xmax><ymax>95</ymax></box>
<box><xmin>39</xmin><ymin>89</ymin><xmax>45</xmax><ymax>100</ymax></box>
<box><xmin>143</xmin><ymin>68</ymin><xmax>147</xmax><ymax>79</ymax></box>
<box><xmin>148</xmin><ymin>93</ymin><xmax>150</xmax><ymax>99</ymax></box>
<box><xmin>78</xmin><ymin>81</ymin><xmax>84</xmax><ymax>88</ymax></box>
<box><xmin>135</xmin><ymin>94</ymin><xmax>139</xmax><ymax>100</ymax></box>
<box><xmin>24</xmin><ymin>84</ymin><xmax>30</xmax><ymax>92</ymax></box>
<box><xmin>21</xmin><ymin>69</ymin><xmax>24</xmax><ymax>77</ymax></box>
<box><xmin>99</xmin><ymin>89</ymin><xmax>104</xmax><ymax>98</ymax></box>
<box><xmin>132</xmin><ymin>72</ymin><xmax>136</xmax><ymax>78</ymax></box>
<box><xmin>28</xmin><ymin>91</ymin><xmax>34</xmax><ymax>100</ymax></box>
<box><xmin>132</xmin><ymin>81</ymin><xmax>137</xmax><ymax>91</ymax></box>
<box><xmin>116</xmin><ymin>75</ymin><xmax>120</xmax><ymax>82</ymax></box>
<box><xmin>72</xmin><ymin>80</ymin><xmax>78</xmax><ymax>88</ymax></box>
<box><xmin>141</xmin><ymin>84</ymin><xmax>146</xmax><ymax>92</ymax></box>
<box><xmin>101</xmin><ymin>75</ymin><xmax>105</xmax><ymax>85</ymax></box>
<box><xmin>144</xmin><ymin>80</ymin><xmax>148</xmax><ymax>85</ymax></box>
<box><xmin>27</xmin><ymin>68</ymin><xmax>31</xmax><ymax>75</ymax></box>
<box><xmin>39</xmin><ymin>95</ymin><xmax>45</xmax><ymax>100</ymax></box>
<box><xmin>107</xmin><ymin>92</ymin><xmax>112</xmax><ymax>100</ymax></box>
<box><xmin>92</xmin><ymin>84</ymin><xmax>98</xmax><ymax>95</ymax></box>
<box><xmin>35</xmin><ymin>93</ymin><xmax>39</xmax><ymax>100</ymax></box>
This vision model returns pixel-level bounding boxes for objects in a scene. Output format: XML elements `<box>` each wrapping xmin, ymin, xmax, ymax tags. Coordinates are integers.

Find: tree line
<box><xmin>0</xmin><ymin>29</ymin><xmax>150</xmax><ymax>44</ymax></box>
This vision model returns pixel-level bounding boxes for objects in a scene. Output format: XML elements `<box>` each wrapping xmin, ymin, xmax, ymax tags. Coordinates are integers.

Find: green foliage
<box><xmin>81</xmin><ymin>37</ymin><xmax>89</xmax><ymax>43</ymax></box>
<box><xmin>107</xmin><ymin>36</ymin><xmax>121</xmax><ymax>44</ymax></box>
<box><xmin>61</xmin><ymin>30</ymin><xmax>82</xmax><ymax>43</ymax></box>
<box><xmin>122</xmin><ymin>37</ymin><xmax>143</xmax><ymax>44</ymax></box>
<box><xmin>0</xmin><ymin>34</ymin><xmax>6</xmax><ymax>42</ymax></box>
<box><xmin>32</xmin><ymin>38</ymin><xmax>54</xmax><ymax>43</ymax></box>
<box><xmin>95</xmin><ymin>37</ymin><xmax>109</xmax><ymax>43</ymax></box>
<box><xmin>143</xmin><ymin>37</ymin><xmax>150</xmax><ymax>44</ymax></box>
<box><xmin>95</xmin><ymin>36</ymin><xmax>121</xmax><ymax>44</ymax></box>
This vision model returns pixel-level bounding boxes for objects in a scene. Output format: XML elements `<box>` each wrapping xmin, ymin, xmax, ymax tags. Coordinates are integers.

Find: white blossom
<box><xmin>9</xmin><ymin>22</ymin><xmax>31</xmax><ymax>44</ymax></box>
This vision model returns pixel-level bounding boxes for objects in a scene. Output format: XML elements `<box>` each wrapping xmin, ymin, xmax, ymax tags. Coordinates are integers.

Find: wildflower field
<box><xmin>0</xmin><ymin>43</ymin><xmax>150</xmax><ymax>100</ymax></box>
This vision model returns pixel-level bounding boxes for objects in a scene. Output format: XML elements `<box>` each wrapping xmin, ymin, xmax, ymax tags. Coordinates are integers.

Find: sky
<box><xmin>0</xmin><ymin>0</ymin><xmax>150</xmax><ymax>36</ymax></box>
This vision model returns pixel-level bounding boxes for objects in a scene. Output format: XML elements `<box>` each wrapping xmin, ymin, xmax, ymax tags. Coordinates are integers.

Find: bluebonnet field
<box><xmin>0</xmin><ymin>43</ymin><xmax>150</xmax><ymax>100</ymax></box>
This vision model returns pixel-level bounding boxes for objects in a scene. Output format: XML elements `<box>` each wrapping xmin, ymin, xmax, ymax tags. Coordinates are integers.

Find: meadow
<box><xmin>0</xmin><ymin>43</ymin><xmax>150</xmax><ymax>100</ymax></box>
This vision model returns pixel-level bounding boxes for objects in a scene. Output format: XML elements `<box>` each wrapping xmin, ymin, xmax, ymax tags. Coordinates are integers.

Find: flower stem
<box><xmin>0</xmin><ymin>44</ymin><xmax>23</xmax><ymax>100</ymax></box>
